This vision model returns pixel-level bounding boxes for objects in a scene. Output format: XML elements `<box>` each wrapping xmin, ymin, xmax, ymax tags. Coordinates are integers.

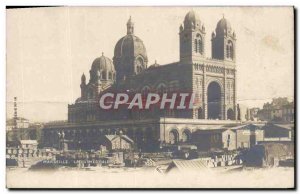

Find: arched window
<box><xmin>157</xmin><ymin>83</ymin><xmax>167</xmax><ymax>95</ymax></box>
<box><xmin>182</xmin><ymin>129</ymin><xmax>191</xmax><ymax>142</ymax></box>
<box><xmin>195</xmin><ymin>34</ymin><xmax>203</xmax><ymax>54</ymax></box>
<box><xmin>141</xmin><ymin>86</ymin><xmax>150</xmax><ymax>97</ymax></box>
<box><xmin>227</xmin><ymin>40</ymin><xmax>234</xmax><ymax>59</ymax></box>
<box><xmin>226</xmin><ymin>45</ymin><xmax>230</xmax><ymax>58</ymax></box>
<box><xmin>169</xmin><ymin>129</ymin><xmax>179</xmax><ymax>144</ymax></box>
<box><xmin>198</xmin><ymin>38</ymin><xmax>202</xmax><ymax>53</ymax></box>
<box><xmin>230</xmin><ymin>46</ymin><xmax>233</xmax><ymax>59</ymax></box>
<box><xmin>227</xmin><ymin>108</ymin><xmax>235</xmax><ymax>120</ymax></box>
<box><xmin>135</xmin><ymin>57</ymin><xmax>144</xmax><ymax>74</ymax></box>
<box><xmin>198</xmin><ymin>107</ymin><xmax>203</xmax><ymax>119</ymax></box>
<box><xmin>108</xmin><ymin>72</ymin><xmax>112</xmax><ymax>79</ymax></box>
<box><xmin>194</xmin><ymin>39</ymin><xmax>198</xmax><ymax>52</ymax></box>
<box><xmin>102</xmin><ymin>71</ymin><xmax>106</xmax><ymax>79</ymax></box>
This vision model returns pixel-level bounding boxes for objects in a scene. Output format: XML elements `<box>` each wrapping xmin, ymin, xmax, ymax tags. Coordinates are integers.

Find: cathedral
<box><xmin>44</xmin><ymin>10</ymin><xmax>238</xmax><ymax>151</ymax></box>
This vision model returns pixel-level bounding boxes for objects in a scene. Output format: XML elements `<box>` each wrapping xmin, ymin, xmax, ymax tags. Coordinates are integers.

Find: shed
<box><xmin>102</xmin><ymin>135</ymin><xmax>134</xmax><ymax>151</ymax></box>
<box><xmin>19</xmin><ymin>140</ymin><xmax>38</xmax><ymax>150</ymax></box>
<box><xmin>165</xmin><ymin>159</ymin><xmax>208</xmax><ymax>174</ymax></box>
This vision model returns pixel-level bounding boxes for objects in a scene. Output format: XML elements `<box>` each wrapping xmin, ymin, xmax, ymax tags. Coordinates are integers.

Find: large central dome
<box><xmin>114</xmin><ymin>16</ymin><xmax>147</xmax><ymax>60</ymax></box>
<box><xmin>114</xmin><ymin>34</ymin><xmax>147</xmax><ymax>59</ymax></box>
<box><xmin>113</xmin><ymin>17</ymin><xmax>148</xmax><ymax>82</ymax></box>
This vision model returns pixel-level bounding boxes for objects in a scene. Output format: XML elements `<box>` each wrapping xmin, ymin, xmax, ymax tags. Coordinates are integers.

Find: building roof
<box><xmin>19</xmin><ymin>140</ymin><xmax>38</xmax><ymax>145</ymax></box>
<box><xmin>183</xmin><ymin>10</ymin><xmax>202</xmax><ymax>29</ymax></box>
<box><xmin>229</xmin><ymin>123</ymin><xmax>264</xmax><ymax>131</ymax></box>
<box><xmin>216</xmin><ymin>17</ymin><xmax>232</xmax><ymax>35</ymax></box>
<box><xmin>114</xmin><ymin>17</ymin><xmax>147</xmax><ymax>62</ymax></box>
<box><xmin>104</xmin><ymin>135</ymin><xmax>134</xmax><ymax>143</ymax></box>
<box><xmin>196</xmin><ymin>128</ymin><xmax>232</xmax><ymax>134</ymax></box>
<box><xmin>166</xmin><ymin>159</ymin><xmax>207</xmax><ymax>173</ymax></box>
<box><xmin>263</xmin><ymin>123</ymin><xmax>293</xmax><ymax>131</ymax></box>
<box><xmin>273</xmin><ymin>124</ymin><xmax>294</xmax><ymax>130</ymax></box>
<box><xmin>6</xmin><ymin>117</ymin><xmax>29</xmax><ymax>125</ymax></box>
<box><xmin>91</xmin><ymin>54</ymin><xmax>115</xmax><ymax>73</ymax></box>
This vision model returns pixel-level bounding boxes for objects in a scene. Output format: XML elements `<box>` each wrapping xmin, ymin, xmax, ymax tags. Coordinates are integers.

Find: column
<box><xmin>224</xmin><ymin>68</ymin><xmax>227</xmax><ymax>120</ymax></box>
<box><xmin>203</xmin><ymin>65</ymin><xmax>207</xmax><ymax>119</ymax></box>
<box><xmin>234</xmin><ymin>69</ymin><xmax>238</xmax><ymax>120</ymax></box>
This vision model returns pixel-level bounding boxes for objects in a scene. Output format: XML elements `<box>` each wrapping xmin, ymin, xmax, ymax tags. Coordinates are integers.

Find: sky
<box><xmin>6</xmin><ymin>7</ymin><xmax>294</xmax><ymax>122</ymax></box>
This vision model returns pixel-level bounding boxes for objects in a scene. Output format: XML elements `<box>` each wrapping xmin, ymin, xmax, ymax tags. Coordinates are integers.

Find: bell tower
<box><xmin>211</xmin><ymin>15</ymin><xmax>236</xmax><ymax>61</ymax></box>
<box><xmin>179</xmin><ymin>10</ymin><xmax>206</xmax><ymax>64</ymax></box>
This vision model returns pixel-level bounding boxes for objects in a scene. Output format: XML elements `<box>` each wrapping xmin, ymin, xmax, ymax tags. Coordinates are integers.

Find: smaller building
<box><xmin>230</xmin><ymin>124</ymin><xmax>264</xmax><ymax>149</ymax></box>
<box><xmin>243</xmin><ymin>141</ymin><xmax>294</xmax><ymax>167</ymax></box>
<box><xmin>257</xmin><ymin>98</ymin><xmax>294</xmax><ymax>122</ymax></box>
<box><xmin>262</xmin><ymin>123</ymin><xmax>293</xmax><ymax>140</ymax></box>
<box><xmin>193</xmin><ymin>128</ymin><xmax>236</xmax><ymax>151</ymax></box>
<box><xmin>19</xmin><ymin>140</ymin><xmax>38</xmax><ymax>150</ymax></box>
<box><xmin>246</xmin><ymin>108</ymin><xmax>260</xmax><ymax>121</ymax></box>
<box><xmin>101</xmin><ymin>134</ymin><xmax>134</xmax><ymax>151</ymax></box>
<box><xmin>281</xmin><ymin>102</ymin><xmax>294</xmax><ymax>122</ymax></box>
<box><xmin>6</xmin><ymin>117</ymin><xmax>30</xmax><ymax>131</ymax></box>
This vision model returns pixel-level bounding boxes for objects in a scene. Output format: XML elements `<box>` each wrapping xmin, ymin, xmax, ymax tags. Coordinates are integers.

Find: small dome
<box><xmin>184</xmin><ymin>10</ymin><xmax>201</xmax><ymax>29</ymax></box>
<box><xmin>216</xmin><ymin>17</ymin><xmax>232</xmax><ymax>35</ymax></box>
<box><xmin>114</xmin><ymin>34</ymin><xmax>147</xmax><ymax>60</ymax></box>
<box><xmin>90</xmin><ymin>53</ymin><xmax>115</xmax><ymax>83</ymax></box>
<box><xmin>91</xmin><ymin>53</ymin><xmax>115</xmax><ymax>73</ymax></box>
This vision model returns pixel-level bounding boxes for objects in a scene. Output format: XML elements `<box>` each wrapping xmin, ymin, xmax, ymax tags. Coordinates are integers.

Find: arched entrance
<box><xmin>227</xmin><ymin>108</ymin><xmax>235</xmax><ymax>120</ymax></box>
<box><xmin>169</xmin><ymin>129</ymin><xmax>179</xmax><ymax>144</ymax></box>
<box><xmin>182</xmin><ymin>129</ymin><xmax>191</xmax><ymax>142</ymax></box>
<box><xmin>207</xmin><ymin>81</ymin><xmax>222</xmax><ymax>119</ymax></box>
<box><xmin>198</xmin><ymin>107</ymin><xmax>203</xmax><ymax>119</ymax></box>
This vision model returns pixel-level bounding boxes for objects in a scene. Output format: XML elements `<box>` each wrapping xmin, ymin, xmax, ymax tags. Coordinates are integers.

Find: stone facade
<box><xmin>42</xmin><ymin>118</ymin><xmax>239</xmax><ymax>151</ymax></box>
<box><xmin>232</xmin><ymin>124</ymin><xmax>265</xmax><ymax>149</ymax></box>
<box><xmin>68</xmin><ymin>10</ymin><xmax>237</xmax><ymax>123</ymax></box>
<box><xmin>49</xmin><ymin>10</ymin><xmax>239</xmax><ymax>152</ymax></box>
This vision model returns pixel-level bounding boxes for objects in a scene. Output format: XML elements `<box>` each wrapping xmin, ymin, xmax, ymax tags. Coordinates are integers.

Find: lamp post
<box><xmin>57</xmin><ymin>131</ymin><xmax>65</xmax><ymax>152</ymax></box>
<box><xmin>57</xmin><ymin>132</ymin><xmax>61</xmax><ymax>150</ymax></box>
<box><xmin>61</xmin><ymin>131</ymin><xmax>65</xmax><ymax>152</ymax></box>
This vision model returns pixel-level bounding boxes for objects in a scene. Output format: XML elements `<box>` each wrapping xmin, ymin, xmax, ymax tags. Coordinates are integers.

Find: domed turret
<box><xmin>113</xmin><ymin>17</ymin><xmax>148</xmax><ymax>83</ymax></box>
<box><xmin>114</xmin><ymin>35</ymin><xmax>147</xmax><ymax>60</ymax></box>
<box><xmin>216</xmin><ymin>16</ymin><xmax>232</xmax><ymax>36</ymax></box>
<box><xmin>180</xmin><ymin>10</ymin><xmax>206</xmax><ymax>64</ymax></box>
<box><xmin>90</xmin><ymin>53</ymin><xmax>116</xmax><ymax>84</ymax></box>
<box><xmin>184</xmin><ymin>10</ymin><xmax>201</xmax><ymax>29</ymax></box>
<box><xmin>211</xmin><ymin>15</ymin><xmax>236</xmax><ymax>61</ymax></box>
